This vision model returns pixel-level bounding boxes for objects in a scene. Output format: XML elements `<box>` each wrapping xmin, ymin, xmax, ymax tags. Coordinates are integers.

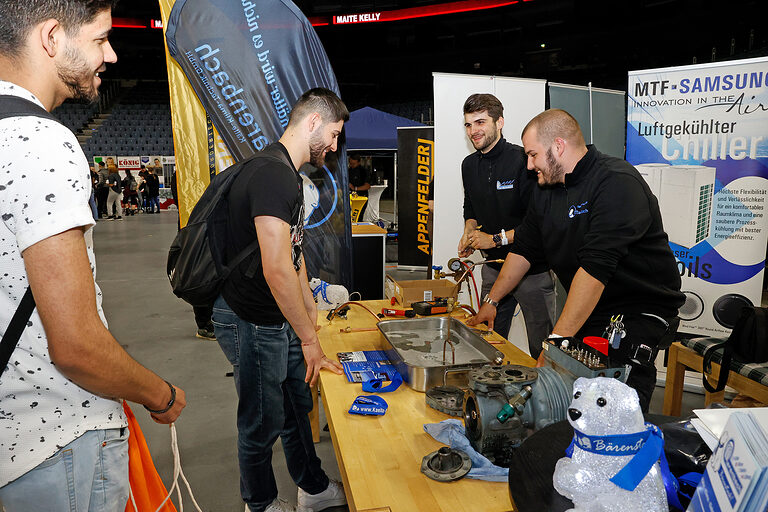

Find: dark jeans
<box><xmin>147</xmin><ymin>195</ymin><xmax>160</xmax><ymax>212</ymax></box>
<box><xmin>578</xmin><ymin>313</ymin><xmax>679</xmax><ymax>413</ymax></box>
<box><xmin>193</xmin><ymin>304</ymin><xmax>213</xmax><ymax>330</ymax></box>
<box><xmin>481</xmin><ymin>266</ymin><xmax>557</xmax><ymax>358</ymax></box>
<box><xmin>212</xmin><ymin>296</ymin><xmax>329</xmax><ymax>512</ymax></box>
<box><xmin>96</xmin><ymin>186</ymin><xmax>109</xmax><ymax>217</ymax></box>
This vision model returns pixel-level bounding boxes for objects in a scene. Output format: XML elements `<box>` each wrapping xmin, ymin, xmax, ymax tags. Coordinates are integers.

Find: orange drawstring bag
<box><xmin>123</xmin><ymin>401</ymin><xmax>178</xmax><ymax>512</ymax></box>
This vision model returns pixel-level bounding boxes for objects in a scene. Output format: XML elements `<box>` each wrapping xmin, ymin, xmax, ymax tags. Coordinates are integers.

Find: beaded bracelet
<box><xmin>144</xmin><ymin>380</ymin><xmax>176</xmax><ymax>414</ymax></box>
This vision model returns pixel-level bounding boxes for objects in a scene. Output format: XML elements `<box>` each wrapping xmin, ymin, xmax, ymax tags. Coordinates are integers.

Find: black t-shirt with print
<box><xmin>221</xmin><ymin>143</ymin><xmax>304</xmax><ymax>325</ymax></box>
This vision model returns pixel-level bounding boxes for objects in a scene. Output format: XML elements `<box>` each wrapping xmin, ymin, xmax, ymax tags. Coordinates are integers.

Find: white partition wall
<box><xmin>431</xmin><ymin>73</ymin><xmax>546</xmax><ymax>296</ymax></box>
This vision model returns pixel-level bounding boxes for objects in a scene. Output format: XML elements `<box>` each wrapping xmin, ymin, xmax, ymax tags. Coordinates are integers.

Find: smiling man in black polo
<box><xmin>459</xmin><ymin>93</ymin><xmax>556</xmax><ymax>357</ymax></box>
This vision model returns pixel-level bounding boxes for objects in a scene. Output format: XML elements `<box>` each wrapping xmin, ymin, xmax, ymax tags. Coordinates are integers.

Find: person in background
<box><xmin>459</xmin><ymin>93</ymin><xmax>556</xmax><ymax>357</ymax></box>
<box><xmin>0</xmin><ymin>1</ymin><xmax>185</xmax><ymax>508</ymax></box>
<box><xmin>106</xmin><ymin>164</ymin><xmax>123</xmax><ymax>220</ymax></box>
<box><xmin>347</xmin><ymin>154</ymin><xmax>371</xmax><ymax>196</ymax></box>
<box><xmin>121</xmin><ymin>169</ymin><xmax>138</xmax><ymax>215</ymax></box>
<box><xmin>136</xmin><ymin>164</ymin><xmax>146</xmax><ymax>212</ymax></box>
<box><xmin>96</xmin><ymin>160</ymin><xmax>110</xmax><ymax>218</ymax></box>
<box><xmin>89</xmin><ymin>165</ymin><xmax>99</xmax><ymax>220</ymax></box>
<box><xmin>145</xmin><ymin>167</ymin><xmax>160</xmax><ymax>214</ymax></box>
<box><xmin>469</xmin><ymin>109</ymin><xmax>684</xmax><ymax>412</ymax></box>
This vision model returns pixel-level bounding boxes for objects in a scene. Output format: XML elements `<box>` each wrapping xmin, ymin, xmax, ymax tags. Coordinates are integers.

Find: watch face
<box><xmin>493</xmin><ymin>234</ymin><xmax>501</xmax><ymax>245</ymax></box>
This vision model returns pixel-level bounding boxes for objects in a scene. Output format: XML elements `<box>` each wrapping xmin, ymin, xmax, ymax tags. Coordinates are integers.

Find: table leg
<box><xmin>705</xmin><ymin>390</ymin><xmax>726</xmax><ymax>407</ymax></box>
<box><xmin>309</xmin><ymin>384</ymin><xmax>320</xmax><ymax>443</ymax></box>
<box><xmin>662</xmin><ymin>343</ymin><xmax>685</xmax><ymax>416</ymax></box>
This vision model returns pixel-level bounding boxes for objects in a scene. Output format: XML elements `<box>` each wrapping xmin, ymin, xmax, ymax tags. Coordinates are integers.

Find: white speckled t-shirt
<box><xmin>0</xmin><ymin>82</ymin><xmax>125</xmax><ymax>487</ymax></box>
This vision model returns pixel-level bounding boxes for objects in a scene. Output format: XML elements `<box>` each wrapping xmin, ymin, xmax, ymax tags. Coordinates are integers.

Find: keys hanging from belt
<box><xmin>603</xmin><ymin>314</ymin><xmax>626</xmax><ymax>350</ymax></box>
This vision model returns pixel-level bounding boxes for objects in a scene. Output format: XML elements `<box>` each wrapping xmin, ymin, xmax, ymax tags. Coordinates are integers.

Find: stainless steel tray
<box><xmin>378</xmin><ymin>317</ymin><xmax>504</xmax><ymax>392</ymax></box>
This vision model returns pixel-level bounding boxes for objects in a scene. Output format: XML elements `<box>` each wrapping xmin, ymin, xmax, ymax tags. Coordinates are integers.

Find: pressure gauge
<box><xmin>447</xmin><ymin>258</ymin><xmax>463</xmax><ymax>272</ymax></box>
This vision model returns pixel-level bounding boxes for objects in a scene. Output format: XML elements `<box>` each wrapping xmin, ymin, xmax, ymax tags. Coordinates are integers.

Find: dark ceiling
<box><xmin>110</xmin><ymin>0</ymin><xmax>767</xmax><ymax>110</ymax></box>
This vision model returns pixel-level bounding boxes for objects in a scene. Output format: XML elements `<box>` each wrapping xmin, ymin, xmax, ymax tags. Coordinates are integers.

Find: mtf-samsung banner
<box><xmin>397</xmin><ymin>127</ymin><xmax>434</xmax><ymax>269</ymax></box>
<box><xmin>627</xmin><ymin>57</ymin><xmax>768</xmax><ymax>336</ymax></box>
<box><xmin>165</xmin><ymin>0</ymin><xmax>352</xmax><ymax>288</ymax></box>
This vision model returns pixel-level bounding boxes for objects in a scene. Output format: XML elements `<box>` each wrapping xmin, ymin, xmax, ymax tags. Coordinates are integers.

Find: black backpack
<box><xmin>701</xmin><ymin>306</ymin><xmax>768</xmax><ymax>392</ymax></box>
<box><xmin>167</xmin><ymin>143</ymin><xmax>292</xmax><ymax>306</ymax></box>
<box><xmin>0</xmin><ymin>95</ymin><xmax>62</xmax><ymax>377</ymax></box>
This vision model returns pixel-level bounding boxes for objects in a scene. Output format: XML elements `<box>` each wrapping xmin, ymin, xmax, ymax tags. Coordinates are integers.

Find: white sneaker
<box><xmin>297</xmin><ymin>480</ymin><xmax>347</xmax><ymax>512</ymax></box>
<box><xmin>250</xmin><ymin>498</ymin><xmax>295</xmax><ymax>512</ymax></box>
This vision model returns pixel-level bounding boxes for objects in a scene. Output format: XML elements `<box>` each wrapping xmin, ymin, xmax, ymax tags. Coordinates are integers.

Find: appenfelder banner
<box><xmin>626</xmin><ymin>57</ymin><xmax>768</xmax><ymax>336</ymax></box>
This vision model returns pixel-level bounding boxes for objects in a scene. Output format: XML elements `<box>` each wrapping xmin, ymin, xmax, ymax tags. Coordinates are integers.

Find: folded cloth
<box><xmin>423</xmin><ymin>419</ymin><xmax>509</xmax><ymax>482</ymax></box>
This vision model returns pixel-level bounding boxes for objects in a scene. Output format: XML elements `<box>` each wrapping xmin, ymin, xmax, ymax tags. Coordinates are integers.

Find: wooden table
<box><xmin>314</xmin><ymin>300</ymin><xmax>535</xmax><ymax>512</ymax></box>
<box><xmin>662</xmin><ymin>341</ymin><xmax>768</xmax><ymax>416</ymax></box>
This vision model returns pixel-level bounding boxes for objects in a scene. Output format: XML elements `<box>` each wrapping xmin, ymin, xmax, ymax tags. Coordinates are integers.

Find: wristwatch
<box><xmin>492</xmin><ymin>233</ymin><xmax>502</xmax><ymax>247</ymax></box>
<box><xmin>483</xmin><ymin>294</ymin><xmax>499</xmax><ymax>308</ymax></box>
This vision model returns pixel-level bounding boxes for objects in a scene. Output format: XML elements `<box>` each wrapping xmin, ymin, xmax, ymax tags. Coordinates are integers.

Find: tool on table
<box><xmin>327</xmin><ymin>304</ymin><xmax>350</xmax><ymax>321</ymax></box>
<box><xmin>412</xmin><ymin>298</ymin><xmax>450</xmax><ymax>316</ymax></box>
<box><xmin>381</xmin><ymin>307</ymin><xmax>416</xmax><ymax>318</ymax></box>
<box><xmin>339</xmin><ymin>326</ymin><xmax>379</xmax><ymax>333</ymax></box>
<box><xmin>348</xmin><ymin>395</ymin><xmax>388</xmax><ymax>416</ymax></box>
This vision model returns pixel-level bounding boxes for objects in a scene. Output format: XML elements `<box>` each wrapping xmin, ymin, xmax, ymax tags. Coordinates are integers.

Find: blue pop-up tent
<box><xmin>344</xmin><ymin>107</ymin><xmax>425</xmax><ymax>225</ymax></box>
<box><xmin>345</xmin><ymin>106</ymin><xmax>424</xmax><ymax>150</ymax></box>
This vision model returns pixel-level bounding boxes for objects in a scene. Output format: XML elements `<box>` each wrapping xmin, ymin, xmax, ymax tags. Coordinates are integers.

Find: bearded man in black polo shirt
<box><xmin>469</xmin><ymin>109</ymin><xmax>684</xmax><ymax>412</ymax></box>
<box><xmin>459</xmin><ymin>93</ymin><xmax>556</xmax><ymax>357</ymax></box>
<box><xmin>212</xmin><ymin>88</ymin><xmax>348</xmax><ymax>512</ymax></box>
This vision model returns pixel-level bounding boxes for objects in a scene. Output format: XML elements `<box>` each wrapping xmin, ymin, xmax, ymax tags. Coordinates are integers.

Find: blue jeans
<box><xmin>147</xmin><ymin>196</ymin><xmax>160</xmax><ymax>212</ymax></box>
<box><xmin>0</xmin><ymin>428</ymin><xmax>129</xmax><ymax>511</ymax></box>
<box><xmin>212</xmin><ymin>296</ymin><xmax>329</xmax><ymax>512</ymax></box>
<box><xmin>89</xmin><ymin>190</ymin><xmax>98</xmax><ymax>221</ymax></box>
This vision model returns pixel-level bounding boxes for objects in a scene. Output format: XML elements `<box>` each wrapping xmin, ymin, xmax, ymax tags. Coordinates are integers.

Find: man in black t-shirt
<box><xmin>213</xmin><ymin>88</ymin><xmax>349</xmax><ymax>512</ymax></box>
<box><xmin>469</xmin><ymin>109</ymin><xmax>684</xmax><ymax>412</ymax></box>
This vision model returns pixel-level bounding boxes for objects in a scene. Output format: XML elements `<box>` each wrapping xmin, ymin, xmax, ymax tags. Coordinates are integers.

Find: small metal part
<box><xmin>425</xmin><ymin>386</ymin><xmax>465</xmax><ymax>417</ymax></box>
<box><xmin>421</xmin><ymin>447</ymin><xmax>472</xmax><ymax>482</ymax></box>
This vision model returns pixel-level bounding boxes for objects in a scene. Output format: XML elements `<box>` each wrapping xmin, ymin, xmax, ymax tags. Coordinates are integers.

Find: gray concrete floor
<box><xmin>93</xmin><ymin>212</ymin><xmax>704</xmax><ymax>511</ymax></box>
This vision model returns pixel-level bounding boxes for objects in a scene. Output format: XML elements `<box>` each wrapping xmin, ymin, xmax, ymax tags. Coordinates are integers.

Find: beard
<box><xmin>538</xmin><ymin>148</ymin><xmax>566</xmax><ymax>187</ymax></box>
<box><xmin>471</xmin><ymin>124</ymin><xmax>499</xmax><ymax>152</ymax></box>
<box><xmin>308</xmin><ymin>132</ymin><xmax>328</xmax><ymax>168</ymax></box>
<box><xmin>56</xmin><ymin>45</ymin><xmax>99</xmax><ymax>103</ymax></box>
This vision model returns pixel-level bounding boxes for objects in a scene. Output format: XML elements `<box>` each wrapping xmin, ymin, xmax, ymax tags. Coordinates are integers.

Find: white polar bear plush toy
<box><xmin>309</xmin><ymin>278</ymin><xmax>349</xmax><ymax>310</ymax></box>
<box><xmin>553</xmin><ymin>377</ymin><xmax>668</xmax><ymax>512</ymax></box>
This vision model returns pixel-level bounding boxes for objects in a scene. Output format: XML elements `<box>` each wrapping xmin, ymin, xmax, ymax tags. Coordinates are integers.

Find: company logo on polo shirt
<box><xmin>496</xmin><ymin>179</ymin><xmax>515</xmax><ymax>190</ymax></box>
<box><xmin>568</xmin><ymin>201</ymin><xmax>589</xmax><ymax>218</ymax></box>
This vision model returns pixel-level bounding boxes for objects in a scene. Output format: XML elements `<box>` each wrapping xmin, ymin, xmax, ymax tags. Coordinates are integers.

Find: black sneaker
<box><xmin>116</xmin><ymin>216</ymin><xmax>123</xmax><ymax>220</ymax></box>
<box><xmin>196</xmin><ymin>328</ymin><xmax>216</xmax><ymax>341</ymax></box>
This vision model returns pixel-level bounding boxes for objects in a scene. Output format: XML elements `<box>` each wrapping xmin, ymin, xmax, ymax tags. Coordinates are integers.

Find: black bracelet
<box><xmin>144</xmin><ymin>380</ymin><xmax>176</xmax><ymax>414</ymax></box>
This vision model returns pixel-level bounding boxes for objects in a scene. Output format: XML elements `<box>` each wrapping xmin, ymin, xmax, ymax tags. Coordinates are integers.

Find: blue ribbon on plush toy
<box><xmin>311</xmin><ymin>280</ymin><xmax>330</xmax><ymax>303</ymax></box>
<box><xmin>565</xmin><ymin>422</ymin><xmax>693</xmax><ymax>510</ymax></box>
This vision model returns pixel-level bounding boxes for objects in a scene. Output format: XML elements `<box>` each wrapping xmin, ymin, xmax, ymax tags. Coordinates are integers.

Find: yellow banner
<box><xmin>158</xmin><ymin>0</ymin><xmax>233</xmax><ymax>227</ymax></box>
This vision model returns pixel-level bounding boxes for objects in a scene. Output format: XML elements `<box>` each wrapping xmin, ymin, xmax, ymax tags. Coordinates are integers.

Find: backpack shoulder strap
<box><xmin>0</xmin><ymin>95</ymin><xmax>59</xmax><ymax>123</ymax></box>
<box><xmin>0</xmin><ymin>287</ymin><xmax>36</xmax><ymax>378</ymax></box>
<box><xmin>0</xmin><ymin>95</ymin><xmax>53</xmax><ymax>378</ymax></box>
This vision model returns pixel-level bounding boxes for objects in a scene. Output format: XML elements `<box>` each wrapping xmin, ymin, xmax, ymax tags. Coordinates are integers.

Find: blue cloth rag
<box><xmin>423</xmin><ymin>419</ymin><xmax>509</xmax><ymax>482</ymax></box>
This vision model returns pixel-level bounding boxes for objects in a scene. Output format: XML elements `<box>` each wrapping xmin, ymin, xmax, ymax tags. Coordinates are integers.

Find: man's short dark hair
<box><xmin>0</xmin><ymin>0</ymin><xmax>117</xmax><ymax>58</ymax></box>
<box><xmin>98</xmin><ymin>161</ymin><xmax>105</xmax><ymax>167</ymax></box>
<box><xmin>463</xmin><ymin>94</ymin><xmax>504</xmax><ymax>122</ymax></box>
<box><xmin>349</xmin><ymin>154</ymin><xmax>361</xmax><ymax>162</ymax></box>
<box><xmin>522</xmin><ymin>109</ymin><xmax>585</xmax><ymax>147</ymax></box>
<box><xmin>288</xmin><ymin>88</ymin><xmax>349</xmax><ymax>127</ymax></box>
